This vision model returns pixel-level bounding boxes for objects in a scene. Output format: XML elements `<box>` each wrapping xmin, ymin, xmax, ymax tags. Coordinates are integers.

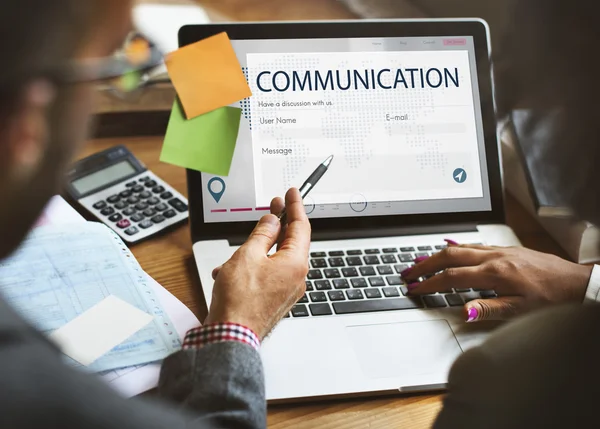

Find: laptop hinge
<box><xmin>227</xmin><ymin>223</ymin><xmax>478</xmax><ymax>246</ymax></box>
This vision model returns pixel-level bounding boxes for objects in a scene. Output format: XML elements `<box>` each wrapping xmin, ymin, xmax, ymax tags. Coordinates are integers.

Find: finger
<box><xmin>275</xmin><ymin>188</ymin><xmax>311</xmax><ymax>257</ymax></box>
<box><xmin>270</xmin><ymin>196</ymin><xmax>285</xmax><ymax>217</ymax></box>
<box><xmin>403</xmin><ymin>247</ymin><xmax>491</xmax><ymax>281</ymax></box>
<box><xmin>407</xmin><ymin>266</ymin><xmax>486</xmax><ymax>295</ymax></box>
<box><xmin>243</xmin><ymin>214</ymin><xmax>282</xmax><ymax>255</ymax></box>
<box><xmin>443</xmin><ymin>239</ymin><xmax>501</xmax><ymax>252</ymax></box>
<box><xmin>465</xmin><ymin>296</ymin><xmax>526</xmax><ymax>322</ymax></box>
<box><xmin>211</xmin><ymin>265</ymin><xmax>222</xmax><ymax>280</ymax></box>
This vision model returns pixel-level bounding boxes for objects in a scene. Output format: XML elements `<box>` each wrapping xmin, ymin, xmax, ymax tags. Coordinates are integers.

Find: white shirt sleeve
<box><xmin>584</xmin><ymin>265</ymin><xmax>600</xmax><ymax>303</ymax></box>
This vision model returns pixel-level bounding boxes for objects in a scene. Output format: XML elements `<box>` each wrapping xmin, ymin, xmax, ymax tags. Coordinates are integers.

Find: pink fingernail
<box><xmin>407</xmin><ymin>283</ymin><xmax>420</xmax><ymax>291</ymax></box>
<box><xmin>400</xmin><ymin>266</ymin><xmax>413</xmax><ymax>277</ymax></box>
<box><xmin>413</xmin><ymin>256</ymin><xmax>429</xmax><ymax>263</ymax></box>
<box><xmin>445</xmin><ymin>239</ymin><xmax>459</xmax><ymax>246</ymax></box>
<box><xmin>466</xmin><ymin>307</ymin><xmax>479</xmax><ymax>323</ymax></box>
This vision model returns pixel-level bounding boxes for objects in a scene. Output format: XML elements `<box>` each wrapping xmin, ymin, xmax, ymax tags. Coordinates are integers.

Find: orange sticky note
<box><xmin>165</xmin><ymin>32</ymin><xmax>252</xmax><ymax>119</ymax></box>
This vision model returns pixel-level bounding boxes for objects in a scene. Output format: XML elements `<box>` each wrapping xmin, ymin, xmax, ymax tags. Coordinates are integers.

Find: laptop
<box><xmin>184</xmin><ymin>19</ymin><xmax>521</xmax><ymax>401</ymax></box>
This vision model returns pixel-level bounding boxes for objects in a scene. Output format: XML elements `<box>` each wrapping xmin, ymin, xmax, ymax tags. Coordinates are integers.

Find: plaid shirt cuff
<box><xmin>182</xmin><ymin>323</ymin><xmax>261</xmax><ymax>351</ymax></box>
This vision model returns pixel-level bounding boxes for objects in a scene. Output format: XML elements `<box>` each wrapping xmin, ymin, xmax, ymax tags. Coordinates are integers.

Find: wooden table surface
<box><xmin>81</xmin><ymin>136</ymin><xmax>568</xmax><ymax>428</ymax></box>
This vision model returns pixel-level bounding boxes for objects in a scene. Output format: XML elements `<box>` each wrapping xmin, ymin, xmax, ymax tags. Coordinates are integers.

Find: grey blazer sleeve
<box><xmin>0</xmin><ymin>297</ymin><xmax>266</xmax><ymax>429</ymax></box>
<box><xmin>434</xmin><ymin>304</ymin><xmax>600</xmax><ymax>429</ymax></box>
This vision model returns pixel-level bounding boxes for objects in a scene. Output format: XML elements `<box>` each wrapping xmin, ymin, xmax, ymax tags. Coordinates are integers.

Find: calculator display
<box><xmin>71</xmin><ymin>161</ymin><xmax>136</xmax><ymax>195</ymax></box>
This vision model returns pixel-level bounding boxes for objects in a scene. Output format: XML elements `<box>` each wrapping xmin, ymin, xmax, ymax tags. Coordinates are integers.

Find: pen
<box><xmin>278</xmin><ymin>155</ymin><xmax>334</xmax><ymax>224</ymax></box>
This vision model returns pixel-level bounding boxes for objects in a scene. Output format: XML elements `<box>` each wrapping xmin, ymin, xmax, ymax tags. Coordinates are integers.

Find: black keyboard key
<box><xmin>346</xmin><ymin>289</ymin><xmax>364</xmax><ymax>300</ymax></box>
<box><xmin>315</xmin><ymin>280</ymin><xmax>332</xmax><ymax>291</ymax></box>
<box><xmin>328</xmin><ymin>257</ymin><xmax>345</xmax><ymax>267</ymax></box>
<box><xmin>328</xmin><ymin>250</ymin><xmax>345</xmax><ymax>257</ymax></box>
<box><xmin>435</xmin><ymin>245</ymin><xmax>447</xmax><ymax>250</ymax></box>
<box><xmin>144</xmin><ymin>180</ymin><xmax>157</xmax><ymax>188</ymax></box>
<box><xmin>107</xmin><ymin>195</ymin><xmax>120</xmax><ymax>203</ymax></box>
<box><xmin>131</xmin><ymin>213</ymin><xmax>144</xmax><ymax>222</ymax></box>
<box><xmin>151</xmin><ymin>215</ymin><xmax>165</xmax><ymax>224</ymax></box>
<box><xmin>114</xmin><ymin>201</ymin><xmax>128</xmax><ymax>210</ymax></box>
<box><xmin>365</xmin><ymin>249</ymin><xmax>380</xmax><ymax>254</ymax></box>
<box><xmin>377</xmin><ymin>265</ymin><xmax>393</xmax><ymax>275</ymax></box>
<box><xmin>400</xmin><ymin>247</ymin><xmax>415</xmax><ymax>252</ymax></box>
<box><xmin>310</xmin><ymin>292</ymin><xmax>327</xmax><ymax>302</ymax></box>
<box><xmin>365</xmin><ymin>289</ymin><xmax>382</xmax><ymax>299</ymax></box>
<box><xmin>333</xmin><ymin>279</ymin><xmax>350</xmax><ymax>289</ymax></box>
<box><xmin>119</xmin><ymin>190</ymin><xmax>132</xmax><ymax>198</ymax></box>
<box><xmin>124</xmin><ymin>226</ymin><xmax>139</xmax><ymax>236</ymax></box>
<box><xmin>139</xmin><ymin>220</ymin><xmax>153</xmax><ymax>229</ymax></box>
<box><xmin>445</xmin><ymin>294</ymin><xmax>464</xmax><ymax>307</ymax></box>
<box><xmin>386</xmin><ymin>275</ymin><xmax>403</xmax><ymax>285</ymax></box>
<box><xmin>383</xmin><ymin>248</ymin><xmax>397</xmax><ymax>253</ymax></box>
<box><xmin>363</xmin><ymin>255</ymin><xmax>380</xmax><ymax>265</ymax></box>
<box><xmin>480</xmin><ymin>290</ymin><xmax>497</xmax><ymax>298</ymax></box>
<box><xmin>305</xmin><ymin>281</ymin><xmax>314</xmax><ymax>291</ymax></box>
<box><xmin>341</xmin><ymin>267</ymin><xmax>359</xmax><ymax>277</ymax></box>
<box><xmin>160</xmin><ymin>191</ymin><xmax>173</xmax><ymax>200</ymax></box>
<box><xmin>381</xmin><ymin>254</ymin><xmax>397</xmax><ymax>264</ymax></box>
<box><xmin>127</xmin><ymin>196</ymin><xmax>140</xmax><ymax>204</ymax></box>
<box><xmin>100</xmin><ymin>207</ymin><xmax>115</xmax><ymax>216</ymax></box>
<box><xmin>135</xmin><ymin>202</ymin><xmax>148</xmax><ymax>211</ymax></box>
<box><xmin>93</xmin><ymin>201</ymin><xmax>107</xmax><ymax>210</ymax></box>
<box><xmin>291</xmin><ymin>305</ymin><xmax>309</xmax><ymax>317</ymax></box>
<box><xmin>132</xmin><ymin>185</ymin><xmax>144</xmax><ymax>193</ymax></box>
<box><xmin>168</xmin><ymin>198</ymin><xmax>188</xmax><ymax>213</ymax></box>
<box><xmin>123</xmin><ymin>207</ymin><xmax>136</xmax><ymax>216</ymax></box>
<box><xmin>333</xmin><ymin>298</ymin><xmax>424</xmax><ymax>314</ymax></box>
<box><xmin>383</xmin><ymin>287</ymin><xmax>400</xmax><ymax>298</ymax></box>
<box><xmin>311</xmin><ymin>252</ymin><xmax>326</xmax><ymax>257</ymax></box>
<box><xmin>152</xmin><ymin>185</ymin><xmax>166</xmax><ymax>194</ymax></box>
<box><xmin>359</xmin><ymin>266</ymin><xmax>376</xmax><ymax>276</ymax></box>
<box><xmin>307</xmin><ymin>270</ymin><xmax>323</xmax><ymax>280</ymax></box>
<box><xmin>423</xmin><ymin>295</ymin><xmax>448</xmax><ymax>308</ymax></box>
<box><xmin>399</xmin><ymin>286</ymin><xmax>409</xmax><ymax>296</ymax></box>
<box><xmin>297</xmin><ymin>294</ymin><xmax>309</xmax><ymax>304</ymax></box>
<box><xmin>309</xmin><ymin>303</ymin><xmax>332</xmax><ymax>316</ymax></box>
<box><xmin>351</xmin><ymin>278</ymin><xmax>368</xmax><ymax>288</ymax></box>
<box><xmin>139</xmin><ymin>191</ymin><xmax>151</xmax><ymax>199</ymax></box>
<box><xmin>324</xmin><ymin>269</ymin><xmax>341</xmax><ymax>279</ymax></box>
<box><xmin>399</xmin><ymin>254</ymin><xmax>413</xmax><ymax>263</ymax></box>
<box><xmin>368</xmin><ymin>277</ymin><xmax>385</xmax><ymax>287</ymax></box>
<box><xmin>346</xmin><ymin>256</ymin><xmax>362</xmax><ymax>266</ymax></box>
<box><xmin>147</xmin><ymin>197</ymin><xmax>160</xmax><ymax>205</ymax></box>
<box><xmin>415</xmin><ymin>252</ymin><xmax>429</xmax><ymax>258</ymax></box>
<box><xmin>155</xmin><ymin>203</ymin><xmax>168</xmax><ymax>212</ymax></box>
<box><xmin>143</xmin><ymin>208</ymin><xmax>156</xmax><ymax>217</ymax></box>
<box><xmin>455</xmin><ymin>288</ymin><xmax>471</xmax><ymax>293</ymax></box>
<box><xmin>163</xmin><ymin>209</ymin><xmax>177</xmax><ymax>219</ymax></box>
<box><xmin>328</xmin><ymin>291</ymin><xmax>346</xmax><ymax>301</ymax></box>
<box><xmin>394</xmin><ymin>264</ymin><xmax>410</xmax><ymax>274</ymax></box>
<box><xmin>125</xmin><ymin>181</ymin><xmax>137</xmax><ymax>188</ymax></box>
<box><xmin>108</xmin><ymin>213</ymin><xmax>122</xmax><ymax>222</ymax></box>
<box><xmin>418</xmin><ymin>246</ymin><xmax>432</xmax><ymax>251</ymax></box>
<box><xmin>311</xmin><ymin>259</ymin><xmax>327</xmax><ymax>268</ymax></box>
<box><xmin>347</xmin><ymin>250</ymin><xmax>363</xmax><ymax>255</ymax></box>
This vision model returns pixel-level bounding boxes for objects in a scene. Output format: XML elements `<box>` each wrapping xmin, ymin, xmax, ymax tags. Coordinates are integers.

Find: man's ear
<box><xmin>2</xmin><ymin>79</ymin><xmax>55</xmax><ymax>183</ymax></box>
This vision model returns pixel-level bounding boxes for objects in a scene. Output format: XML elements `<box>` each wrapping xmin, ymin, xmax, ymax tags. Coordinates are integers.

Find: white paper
<box><xmin>49</xmin><ymin>296</ymin><xmax>154</xmax><ymax>366</ymax></box>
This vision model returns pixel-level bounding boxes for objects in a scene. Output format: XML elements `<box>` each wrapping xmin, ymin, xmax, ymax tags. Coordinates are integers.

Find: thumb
<box><xmin>243</xmin><ymin>214</ymin><xmax>282</xmax><ymax>255</ymax></box>
<box><xmin>465</xmin><ymin>296</ymin><xmax>525</xmax><ymax>322</ymax></box>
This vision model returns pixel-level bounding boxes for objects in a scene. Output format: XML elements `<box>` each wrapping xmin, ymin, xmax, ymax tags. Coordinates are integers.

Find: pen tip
<box><xmin>323</xmin><ymin>155</ymin><xmax>334</xmax><ymax>167</ymax></box>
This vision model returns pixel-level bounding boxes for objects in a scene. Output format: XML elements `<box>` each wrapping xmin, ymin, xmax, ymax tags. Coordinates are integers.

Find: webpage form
<box><xmin>202</xmin><ymin>37</ymin><xmax>492</xmax><ymax>223</ymax></box>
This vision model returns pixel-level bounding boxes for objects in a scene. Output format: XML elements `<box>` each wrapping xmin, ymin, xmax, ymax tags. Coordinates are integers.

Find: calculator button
<box><xmin>152</xmin><ymin>185</ymin><xmax>165</xmax><ymax>194</ymax></box>
<box><xmin>160</xmin><ymin>191</ymin><xmax>173</xmax><ymax>200</ymax></box>
<box><xmin>139</xmin><ymin>220</ymin><xmax>153</xmax><ymax>229</ymax></box>
<box><xmin>155</xmin><ymin>203</ymin><xmax>168</xmax><ymax>212</ymax></box>
<box><xmin>139</xmin><ymin>176</ymin><xmax>149</xmax><ymax>182</ymax></box>
<box><xmin>135</xmin><ymin>202</ymin><xmax>148</xmax><ymax>211</ymax></box>
<box><xmin>107</xmin><ymin>195</ymin><xmax>120</xmax><ymax>203</ymax></box>
<box><xmin>132</xmin><ymin>185</ymin><xmax>144</xmax><ymax>193</ymax></box>
<box><xmin>93</xmin><ymin>201</ymin><xmax>106</xmax><ymax>210</ymax></box>
<box><xmin>131</xmin><ymin>213</ymin><xmax>144</xmax><ymax>222</ymax></box>
<box><xmin>147</xmin><ymin>197</ymin><xmax>159</xmax><ymax>205</ymax></box>
<box><xmin>151</xmin><ymin>214</ymin><xmax>165</xmax><ymax>224</ymax></box>
<box><xmin>108</xmin><ymin>213</ymin><xmax>122</xmax><ymax>222</ymax></box>
<box><xmin>116</xmin><ymin>219</ymin><xmax>131</xmax><ymax>229</ymax></box>
<box><xmin>127</xmin><ymin>196</ymin><xmax>139</xmax><ymax>204</ymax></box>
<box><xmin>123</xmin><ymin>207</ymin><xmax>136</xmax><ymax>216</ymax></box>
<box><xmin>125</xmin><ymin>181</ymin><xmax>137</xmax><ymax>188</ymax></box>
<box><xmin>168</xmin><ymin>198</ymin><xmax>188</xmax><ymax>213</ymax></box>
<box><xmin>144</xmin><ymin>180</ymin><xmax>157</xmax><ymax>188</ymax></box>
<box><xmin>114</xmin><ymin>201</ymin><xmax>128</xmax><ymax>210</ymax></box>
<box><xmin>139</xmin><ymin>191</ymin><xmax>151</xmax><ymax>199</ymax></box>
<box><xmin>100</xmin><ymin>207</ymin><xmax>115</xmax><ymax>216</ymax></box>
<box><xmin>163</xmin><ymin>209</ymin><xmax>177</xmax><ymax>218</ymax></box>
<box><xmin>119</xmin><ymin>190</ymin><xmax>132</xmax><ymax>198</ymax></box>
<box><xmin>124</xmin><ymin>226</ymin><xmax>139</xmax><ymax>235</ymax></box>
<box><xmin>143</xmin><ymin>208</ymin><xmax>156</xmax><ymax>217</ymax></box>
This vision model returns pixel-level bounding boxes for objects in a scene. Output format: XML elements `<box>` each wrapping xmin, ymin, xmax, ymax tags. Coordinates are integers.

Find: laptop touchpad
<box><xmin>347</xmin><ymin>320</ymin><xmax>463</xmax><ymax>379</ymax></box>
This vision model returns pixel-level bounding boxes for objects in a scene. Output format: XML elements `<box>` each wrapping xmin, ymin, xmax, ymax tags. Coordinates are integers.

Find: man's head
<box><xmin>0</xmin><ymin>0</ymin><xmax>133</xmax><ymax>259</ymax></box>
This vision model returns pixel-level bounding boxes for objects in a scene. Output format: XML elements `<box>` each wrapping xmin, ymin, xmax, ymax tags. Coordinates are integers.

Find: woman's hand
<box><xmin>402</xmin><ymin>242</ymin><xmax>593</xmax><ymax>322</ymax></box>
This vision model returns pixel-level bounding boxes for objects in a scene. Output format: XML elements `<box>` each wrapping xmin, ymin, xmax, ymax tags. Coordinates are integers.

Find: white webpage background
<box><xmin>247</xmin><ymin>50</ymin><xmax>483</xmax><ymax>207</ymax></box>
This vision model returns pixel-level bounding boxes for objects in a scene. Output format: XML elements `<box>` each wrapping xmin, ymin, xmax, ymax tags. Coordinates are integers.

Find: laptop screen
<box><xmin>201</xmin><ymin>35</ymin><xmax>491</xmax><ymax>223</ymax></box>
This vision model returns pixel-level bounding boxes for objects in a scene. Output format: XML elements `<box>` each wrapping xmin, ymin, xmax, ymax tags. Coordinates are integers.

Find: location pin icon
<box><xmin>208</xmin><ymin>177</ymin><xmax>226</xmax><ymax>203</ymax></box>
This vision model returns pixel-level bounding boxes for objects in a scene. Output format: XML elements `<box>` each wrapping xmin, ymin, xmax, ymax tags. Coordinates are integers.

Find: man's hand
<box><xmin>204</xmin><ymin>188</ymin><xmax>310</xmax><ymax>340</ymax></box>
<box><xmin>403</xmin><ymin>243</ymin><xmax>593</xmax><ymax>322</ymax></box>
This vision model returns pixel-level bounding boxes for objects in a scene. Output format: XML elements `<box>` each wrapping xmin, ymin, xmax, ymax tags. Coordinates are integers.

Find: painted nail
<box><xmin>407</xmin><ymin>283</ymin><xmax>420</xmax><ymax>291</ymax></box>
<box><xmin>466</xmin><ymin>307</ymin><xmax>479</xmax><ymax>323</ymax></box>
<box><xmin>413</xmin><ymin>256</ymin><xmax>429</xmax><ymax>263</ymax></box>
<box><xmin>445</xmin><ymin>239</ymin><xmax>459</xmax><ymax>246</ymax></box>
<box><xmin>400</xmin><ymin>266</ymin><xmax>413</xmax><ymax>277</ymax></box>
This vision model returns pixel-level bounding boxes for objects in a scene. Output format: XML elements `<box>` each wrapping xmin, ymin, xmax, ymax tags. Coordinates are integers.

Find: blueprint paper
<box><xmin>0</xmin><ymin>222</ymin><xmax>181</xmax><ymax>372</ymax></box>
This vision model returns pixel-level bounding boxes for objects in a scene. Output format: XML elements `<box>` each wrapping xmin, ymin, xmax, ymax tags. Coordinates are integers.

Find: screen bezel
<box><xmin>182</xmin><ymin>20</ymin><xmax>505</xmax><ymax>243</ymax></box>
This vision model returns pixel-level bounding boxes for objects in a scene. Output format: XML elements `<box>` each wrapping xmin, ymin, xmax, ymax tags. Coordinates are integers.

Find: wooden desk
<box><xmin>82</xmin><ymin>136</ymin><xmax>568</xmax><ymax>429</ymax></box>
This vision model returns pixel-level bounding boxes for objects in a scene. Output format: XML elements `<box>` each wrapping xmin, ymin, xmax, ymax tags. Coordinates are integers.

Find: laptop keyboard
<box><xmin>288</xmin><ymin>243</ymin><xmax>497</xmax><ymax>318</ymax></box>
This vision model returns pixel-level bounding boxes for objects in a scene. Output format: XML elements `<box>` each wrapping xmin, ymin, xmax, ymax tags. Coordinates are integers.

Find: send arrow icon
<box><xmin>453</xmin><ymin>168</ymin><xmax>467</xmax><ymax>184</ymax></box>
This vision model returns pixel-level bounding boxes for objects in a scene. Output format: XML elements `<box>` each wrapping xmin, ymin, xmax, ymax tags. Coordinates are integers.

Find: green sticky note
<box><xmin>160</xmin><ymin>100</ymin><xmax>241</xmax><ymax>176</ymax></box>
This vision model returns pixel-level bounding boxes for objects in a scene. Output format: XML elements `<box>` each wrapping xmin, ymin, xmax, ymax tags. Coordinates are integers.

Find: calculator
<box><xmin>66</xmin><ymin>145</ymin><xmax>189</xmax><ymax>243</ymax></box>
